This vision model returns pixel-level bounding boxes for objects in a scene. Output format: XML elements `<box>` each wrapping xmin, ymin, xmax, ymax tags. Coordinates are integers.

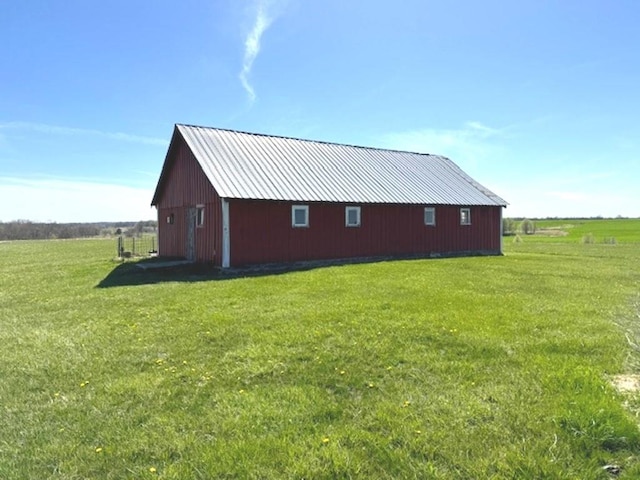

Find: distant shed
<box><xmin>151</xmin><ymin>124</ymin><xmax>507</xmax><ymax>268</ymax></box>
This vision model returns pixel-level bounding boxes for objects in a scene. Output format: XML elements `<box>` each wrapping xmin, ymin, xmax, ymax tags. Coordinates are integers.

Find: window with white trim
<box><xmin>424</xmin><ymin>207</ymin><xmax>435</xmax><ymax>226</ymax></box>
<box><xmin>345</xmin><ymin>206</ymin><xmax>361</xmax><ymax>227</ymax></box>
<box><xmin>196</xmin><ymin>205</ymin><xmax>205</xmax><ymax>227</ymax></box>
<box><xmin>460</xmin><ymin>208</ymin><xmax>471</xmax><ymax>225</ymax></box>
<box><xmin>292</xmin><ymin>205</ymin><xmax>309</xmax><ymax>227</ymax></box>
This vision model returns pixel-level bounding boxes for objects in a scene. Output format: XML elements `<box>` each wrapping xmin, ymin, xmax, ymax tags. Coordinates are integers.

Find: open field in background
<box><xmin>1</xmin><ymin>219</ymin><xmax>640</xmax><ymax>479</ymax></box>
<box><xmin>519</xmin><ymin>218</ymin><xmax>640</xmax><ymax>243</ymax></box>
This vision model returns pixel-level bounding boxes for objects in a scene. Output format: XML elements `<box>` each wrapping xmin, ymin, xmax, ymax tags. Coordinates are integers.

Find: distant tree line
<box><xmin>0</xmin><ymin>220</ymin><xmax>157</xmax><ymax>241</ymax></box>
<box><xmin>120</xmin><ymin>220</ymin><xmax>158</xmax><ymax>238</ymax></box>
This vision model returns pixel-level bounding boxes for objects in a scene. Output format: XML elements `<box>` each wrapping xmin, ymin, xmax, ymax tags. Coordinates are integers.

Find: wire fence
<box><xmin>116</xmin><ymin>234</ymin><xmax>158</xmax><ymax>259</ymax></box>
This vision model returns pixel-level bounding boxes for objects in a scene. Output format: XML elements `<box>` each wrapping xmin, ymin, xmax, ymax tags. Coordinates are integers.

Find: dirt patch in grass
<box><xmin>611</xmin><ymin>374</ymin><xmax>640</xmax><ymax>393</ymax></box>
<box><xmin>536</xmin><ymin>228</ymin><xmax>570</xmax><ymax>237</ymax></box>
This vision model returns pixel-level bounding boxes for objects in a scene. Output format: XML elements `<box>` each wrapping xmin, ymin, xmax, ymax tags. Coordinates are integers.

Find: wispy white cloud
<box><xmin>545</xmin><ymin>191</ymin><xmax>589</xmax><ymax>202</ymax></box>
<box><xmin>381</xmin><ymin>122</ymin><xmax>637</xmax><ymax>218</ymax></box>
<box><xmin>239</xmin><ymin>0</ymin><xmax>286</xmax><ymax>104</ymax></box>
<box><xmin>0</xmin><ymin>176</ymin><xmax>156</xmax><ymax>222</ymax></box>
<box><xmin>493</xmin><ymin>180</ymin><xmax>638</xmax><ymax>219</ymax></box>
<box><xmin>380</xmin><ymin>121</ymin><xmax>506</xmax><ymax>168</ymax></box>
<box><xmin>0</xmin><ymin>121</ymin><xmax>166</xmax><ymax>146</ymax></box>
<box><xmin>542</xmin><ymin>170</ymin><xmax>617</xmax><ymax>188</ymax></box>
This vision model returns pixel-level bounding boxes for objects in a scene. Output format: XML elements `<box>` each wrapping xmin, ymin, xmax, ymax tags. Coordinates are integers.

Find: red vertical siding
<box><xmin>229</xmin><ymin>200</ymin><xmax>502</xmax><ymax>267</ymax></box>
<box><xmin>154</xmin><ymin>139</ymin><xmax>223</xmax><ymax>265</ymax></box>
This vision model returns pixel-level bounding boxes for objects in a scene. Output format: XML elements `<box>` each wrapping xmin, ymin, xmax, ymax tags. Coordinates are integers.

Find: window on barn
<box><xmin>424</xmin><ymin>207</ymin><xmax>436</xmax><ymax>226</ymax></box>
<box><xmin>460</xmin><ymin>208</ymin><xmax>471</xmax><ymax>225</ymax></box>
<box><xmin>167</xmin><ymin>213</ymin><xmax>175</xmax><ymax>225</ymax></box>
<box><xmin>196</xmin><ymin>205</ymin><xmax>205</xmax><ymax>227</ymax></box>
<box><xmin>292</xmin><ymin>205</ymin><xmax>309</xmax><ymax>227</ymax></box>
<box><xmin>345</xmin><ymin>206</ymin><xmax>361</xmax><ymax>227</ymax></box>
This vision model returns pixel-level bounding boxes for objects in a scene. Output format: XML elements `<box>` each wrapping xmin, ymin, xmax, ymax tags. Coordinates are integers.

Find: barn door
<box><xmin>186</xmin><ymin>207</ymin><xmax>196</xmax><ymax>261</ymax></box>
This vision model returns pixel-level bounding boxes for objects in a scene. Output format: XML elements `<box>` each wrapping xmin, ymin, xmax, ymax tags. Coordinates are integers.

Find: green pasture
<box><xmin>526</xmin><ymin>218</ymin><xmax>639</xmax><ymax>243</ymax></box>
<box><xmin>1</xmin><ymin>219</ymin><xmax>640</xmax><ymax>479</ymax></box>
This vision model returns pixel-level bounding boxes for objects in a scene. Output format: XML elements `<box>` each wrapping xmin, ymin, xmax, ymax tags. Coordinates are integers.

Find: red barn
<box><xmin>151</xmin><ymin>124</ymin><xmax>507</xmax><ymax>268</ymax></box>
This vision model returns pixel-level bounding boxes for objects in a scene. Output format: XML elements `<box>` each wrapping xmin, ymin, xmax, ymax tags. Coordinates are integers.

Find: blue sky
<box><xmin>1</xmin><ymin>0</ymin><xmax>638</xmax><ymax>222</ymax></box>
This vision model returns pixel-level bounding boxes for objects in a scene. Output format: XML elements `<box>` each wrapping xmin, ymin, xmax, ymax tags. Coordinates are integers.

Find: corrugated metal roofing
<box><xmin>155</xmin><ymin>124</ymin><xmax>507</xmax><ymax>206</ymax></box>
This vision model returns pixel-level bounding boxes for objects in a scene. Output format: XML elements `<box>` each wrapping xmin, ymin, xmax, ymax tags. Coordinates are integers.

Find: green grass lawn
<box><xmin>1</xmin><ymin>222</ymin><xmax>640</xmax><ymax>479</ymax></box>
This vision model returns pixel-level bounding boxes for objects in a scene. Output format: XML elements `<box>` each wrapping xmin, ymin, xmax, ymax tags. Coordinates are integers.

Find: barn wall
<box><xmin>154</xmin><ymin>139</ymin><xmax>223</xmax><ymax>265</ymax></box>
<box><xmin>229</xmin><ymin>200</ymin><xmax>502</xmax><ymax>267</ymax></box>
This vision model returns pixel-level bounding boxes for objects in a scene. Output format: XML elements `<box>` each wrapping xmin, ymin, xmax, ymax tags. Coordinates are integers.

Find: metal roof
<box><xmin>154</xmin><ymin>124</ymin><xmax>507</xmax><ymax>206</ymax></box>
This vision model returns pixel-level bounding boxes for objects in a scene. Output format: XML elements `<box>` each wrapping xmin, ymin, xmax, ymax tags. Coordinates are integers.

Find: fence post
<box><xmin>132</xmin><ymin>237</ymin><xmax>136</xmax><ymax>256</ymax></box>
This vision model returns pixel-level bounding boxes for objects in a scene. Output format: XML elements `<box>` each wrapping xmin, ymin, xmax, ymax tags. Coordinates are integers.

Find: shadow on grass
<box><xmin>96</xmin><ymin>256</ymin><xmax>350</xmax><ymax>288</ymax></box>
<box><xmin>97</xmin><ymin>250</ymin><xmax>502</xmax><ymax>288</ymax></box>
<box><xmin>96</xmin><ymin>259</ymin><xmax>220</xmax><ymax>288</ymax></box>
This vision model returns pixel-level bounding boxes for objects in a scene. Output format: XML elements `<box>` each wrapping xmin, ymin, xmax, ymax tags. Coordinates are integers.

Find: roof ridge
<box><xmin>175</xmin><ymin>123</ymin><xmax>442</xmax><ymax>159</ymax></box>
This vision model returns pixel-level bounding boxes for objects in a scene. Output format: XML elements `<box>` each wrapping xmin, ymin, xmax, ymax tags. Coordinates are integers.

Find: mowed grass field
<box><xmin>1</xmin><ymin>219</ymin><xmax>640</xmax><ymax>479</ymax></box>
<box><xmin>533</xmin><ymin>218</ymin><xmax>639</xmax><ymax>243</ymax></box>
